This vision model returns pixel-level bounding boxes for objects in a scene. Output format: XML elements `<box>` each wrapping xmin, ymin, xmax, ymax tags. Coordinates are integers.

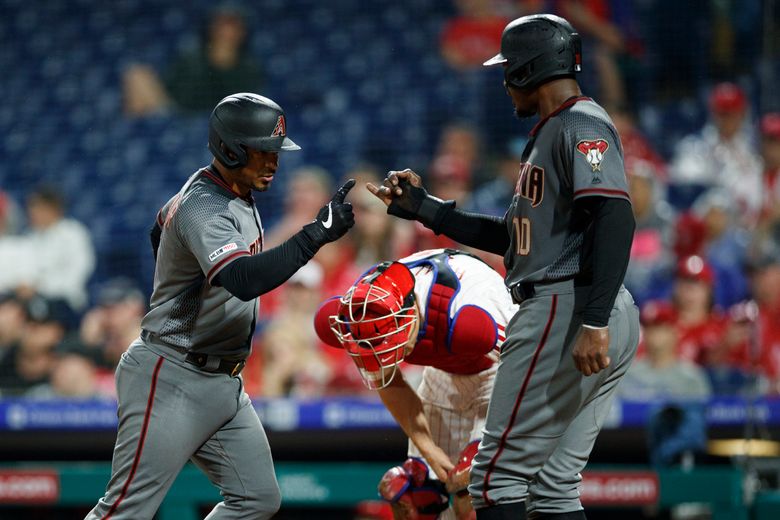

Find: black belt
<box><xmin>140</xmin><ymin>330</ymin><xmax>246</xmax><ymax>376</ymax></box>
<box><xmin>509</xmin><ymin>282</ymin><xmax>536</xmax><ymax>304</ymax></box>
<box><xmin>185</xmin><ymin>352</ymin><xmax>246</xmax><ymax>377</ymax></box>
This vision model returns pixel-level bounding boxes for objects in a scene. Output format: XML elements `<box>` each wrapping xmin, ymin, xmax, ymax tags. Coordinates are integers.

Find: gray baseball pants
<box><xmin>469</xmin><ymin>280</ymin><xmax>640</xmax><ymax>515</ymax></box>
<box><xmin>85</xmin><ymin>340</ymin><xmax>281</xmax><ymax>520</ymax></box>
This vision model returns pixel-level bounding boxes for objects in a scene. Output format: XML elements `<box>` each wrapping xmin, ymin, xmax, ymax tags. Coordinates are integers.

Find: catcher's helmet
<box><xmin>483</xmin><ymin>14</ymin><xmax>581</xmax><ymax>90</ymax></box>
<box><xmin>314</xmin><ymin>262</ymin><xmax>418</xmax><ymax>389</ymax></box>
<box><xmin>208</xmin><ymin>93</ymin><xmax>300</xmax><ymax>168</ymax></box>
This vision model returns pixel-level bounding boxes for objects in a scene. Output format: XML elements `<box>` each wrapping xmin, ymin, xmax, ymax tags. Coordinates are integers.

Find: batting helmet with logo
<box><xmin>314</xmin><ymin>262</ymin><xmax>418</xmax><ymax>389</ymax></box>
<box><xmin>208</xmin><ymin>93</ymin><xmax>301</xmax><ymax>168</ymax></box>
<box><xmin>483</xmin><ymin>14</ymin><xmax>581</xmax><ymax>90</ymax></box>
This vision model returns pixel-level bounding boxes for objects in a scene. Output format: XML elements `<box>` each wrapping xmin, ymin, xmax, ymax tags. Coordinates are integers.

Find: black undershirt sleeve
<box><xmin>150</xmin><ymin>221</ymin><xmax>162</xmax><ymax>261</ymax></box>
<box><xmin>213</xmin><ymin>230</ymin><xmax>321</xmax><ymax>301</ymax></box>
<box><xmin>578</xmin><ymin>197</ymin><xmax>635</xmax><ymax>327</ymax></box>
<box><xmin>430</xmin><ymin>206</ymin><xmax>510</xmax><ymax>256</ymax></box>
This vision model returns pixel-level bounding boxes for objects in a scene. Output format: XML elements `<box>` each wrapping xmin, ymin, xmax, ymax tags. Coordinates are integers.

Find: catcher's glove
<box><xmin>378</xmin><ymin>457</ymin><xmax>449</xmax><ymax>519</ymax></box>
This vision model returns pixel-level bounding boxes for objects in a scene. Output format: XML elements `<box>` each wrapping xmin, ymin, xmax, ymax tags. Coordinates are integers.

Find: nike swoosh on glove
<box><xmin>302</xmin><ymin>179</ymin><xmax>356</xmax><ymax>247</ymax></box>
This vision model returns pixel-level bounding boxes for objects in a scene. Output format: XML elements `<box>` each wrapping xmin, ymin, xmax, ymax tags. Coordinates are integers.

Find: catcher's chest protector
<box><xmin>403</xmin><ymin>252</ymin><xmax>498</xmax><ymax>374</ymax></box>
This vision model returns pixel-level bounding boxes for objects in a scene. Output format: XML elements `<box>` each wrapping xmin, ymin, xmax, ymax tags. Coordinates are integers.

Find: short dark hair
<box><xmin>28</xmin><ymin>185</ymin><xmax>65</xmax><ymax>211</ymax></box>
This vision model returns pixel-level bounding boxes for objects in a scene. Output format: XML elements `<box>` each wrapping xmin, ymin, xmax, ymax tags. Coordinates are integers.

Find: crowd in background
<box><xmin>0</xmin><ymin>0</ymin><xmax>779</xmax><ymax>405</ymax></box>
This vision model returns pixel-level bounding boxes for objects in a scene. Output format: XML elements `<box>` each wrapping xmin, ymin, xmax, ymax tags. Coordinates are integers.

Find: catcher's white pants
<box><xmin>408</xmin><ymin>364</ymin><xmax>497</xmax><ymax>519</ymax></box>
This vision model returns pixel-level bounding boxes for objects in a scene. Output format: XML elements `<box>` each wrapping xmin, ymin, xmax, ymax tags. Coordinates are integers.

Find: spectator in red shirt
<box><xmin>620</xmin><ymin>300</ymin><xmax>712</xmax><ymax>400</ymax></box>
<box><xmin>440</xmin><ymin>0</ymin><xmax>510</xmax><ymax>71</ymax></box>
<box><xmin>558</xmin><ymin>0</ymin><xmax>642</xmax><ymax>107</ymax></box>
<box><xmin>672</xmin><ymin>255</ymin><xmax>727</xmax><ymax>364</ymax></box>
<box><xmin>704</xmin><ymin>301</ymin><xmax>758</xmax><ymax>396</ymax></box>
<box><xmin>710</xmin><ymin>253</ymin><xmax>780</xmax><ymax>396</ymax></box>
<box><xmin>758</xmin><ymin>113</ymin><xmax>780</xmax><ymax>232</ymax></box>
<box><xmin>748</xmin><ymin>253</ymin><xmax>780</xmax><ymax>393</ymax></box>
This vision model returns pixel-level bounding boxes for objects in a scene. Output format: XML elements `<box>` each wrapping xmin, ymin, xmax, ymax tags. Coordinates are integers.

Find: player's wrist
<box><xmin>297</xmin><ymin>225</ymin><xmax>325</xmax><ymax>253</ymax></box>
<box><xmin>582</xmin><ymin>323</ymin><xmax>608</xmax><ymax>330</ymax></box>
<box><xmin>417</xmin><ymin>196</ymin><xmax>456</xmax><ymax>234</ymax></box>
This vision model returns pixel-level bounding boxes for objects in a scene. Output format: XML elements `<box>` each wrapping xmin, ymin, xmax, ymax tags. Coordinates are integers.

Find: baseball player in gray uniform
<box><xmin>86</xmin><ymin>93</ymin><xmax>355</xmax><ymax>520</ymax></box>
<box><xmin>368</xmin><ymin>15</ymin><xmax>640</xmax><ymax>520</ymax></box>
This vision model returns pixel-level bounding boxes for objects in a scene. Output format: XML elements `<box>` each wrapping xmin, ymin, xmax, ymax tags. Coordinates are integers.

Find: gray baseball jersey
<box><xmin>141</xmin><ymin>167</ymin><xmax>263</xmax><ymax>357</ymax></box>
<box><xmin>504</xmin><ymin>96</ymin><xmax>630</xmax><ymax>287</ymax></box>
<box><xmin>468</xmin><ymin>97</ymin><xmax>640</xmax><ymax>514</ymax></box>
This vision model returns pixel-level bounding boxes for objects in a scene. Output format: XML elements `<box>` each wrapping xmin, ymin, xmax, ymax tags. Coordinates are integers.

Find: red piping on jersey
<box><xmin>102</xmin><ymin>356</ymin><xmax>164</xmax><ymax>520</ymax></box>
<box><xmin>481</xmin><ymin>295</ymin><xmax>558</xmax><ymax>506</ymax></box>
<box><xmin>155</xmin><ymin>210</ymin><xmax>163</xmax><ymax>227</ymax></box>
<box><xmin>201</xmin><ymin>168</ymin><xmax>254</xmax><ymax>203</ymax></box>
<box><xmin>530</xmin><ymin>96</ymin><xmax>592</xmax><ymax>137</ymax></box>
<box><xmin>207</xmin><ymin>250</ymin><xmax>250</xmax><ymax>283</ymax></box>
<box><xmin>574</xmin><ymin>187</ymin><xmax>630</xmax><ymax>199</ymax></box>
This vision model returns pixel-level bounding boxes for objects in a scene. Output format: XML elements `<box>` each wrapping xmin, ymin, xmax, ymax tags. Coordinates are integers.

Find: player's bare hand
<box><xmin>389</xmin><ymin>499</ymin><xmax>419</xmax><ymax>520</ymax></box>
<box><xmin>425</xmin><ymin>449</ymin><xmax>455</xmax><ymax>483</ymax></box>
<box><xmin>366</xmin><ymin>169</ymin><xmax>424</xmax><ymax>206</ymax></box>
<box><xmin>572</xmin><ymin>326</ymin><xmax>611</xmax><ymax>376</ymax></box>
<box><xmin>445</xmin><ymin>466</ymin><xmax>469</xmax><ymax>495</ymax></box>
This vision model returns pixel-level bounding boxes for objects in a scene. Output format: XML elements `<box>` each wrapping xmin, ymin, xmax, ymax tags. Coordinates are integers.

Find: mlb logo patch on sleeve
<box><xmin>209</xmin><ymin>243</ymin><xmax>238</xmax><ymax>262</ymax></box>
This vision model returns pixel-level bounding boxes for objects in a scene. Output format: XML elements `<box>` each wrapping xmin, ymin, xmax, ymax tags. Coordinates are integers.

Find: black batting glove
<box><xmin>302</xmin><ymin>179</ymin><xmax>356</xmax><ymax>247</ymax></box>
<box><xmin>387</xmin><ymin>180</ymin><xmax>428</xmax><ymax>220</ymax></box>
<box><xmin>388</xmin><ymin>179</ymin><xmax>455</xmax><ymax>233</ymax></box>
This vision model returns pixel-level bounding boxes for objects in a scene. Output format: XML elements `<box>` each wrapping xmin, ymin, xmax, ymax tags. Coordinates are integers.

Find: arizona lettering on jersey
<box><xmin>515</xmin><ymin>162</ymin><xmax>545</xmax><ymax>207</ymax></box>
<box><xmin>504</xmin><ymin>97</ymin><xmax>630</xmax><ymax>287</ymax></box>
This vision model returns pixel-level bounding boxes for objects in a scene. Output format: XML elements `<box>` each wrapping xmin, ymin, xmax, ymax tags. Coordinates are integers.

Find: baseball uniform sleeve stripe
<box><xmin>573</xmin><ymin>188</ymin><xmax>630</xmax><ymax>199</ymax></box>
<box><xmin>102</xmin><ymin>356</ymin><xmax>164</xmax><ymax>520</ymax></box>
<box><xmin>482</xmin><ymin>295</ymin><xmax>558</xmax><ymax>506</ymax></box>
<box><xmin>206</xmin><ymin>250</ymin><xmax>250</xmax><ymax>284</ymax></box>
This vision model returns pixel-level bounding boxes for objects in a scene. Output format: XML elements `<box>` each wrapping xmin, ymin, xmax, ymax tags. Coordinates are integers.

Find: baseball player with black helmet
<box><xmin>368</xmin><ymin>15</ymin><xmax>640</xmax><ymax>520</ymax></box>
<box><xmin>314</xmin><ymin>248</ymin><xmax>517</xmax><ymax>519</ymax></box>
<box><xmin>87</xmin><ymin>93</ymin><xmax>356</xmax><ymax>519</ymax></box>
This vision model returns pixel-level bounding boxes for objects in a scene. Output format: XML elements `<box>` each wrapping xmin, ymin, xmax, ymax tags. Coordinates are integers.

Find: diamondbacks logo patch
<box><xmin>271</xmin><ymin>115</ymin><xmax>286</xmax><ymax>137</ymax></box>
<box><xmin>209</xmin><ymin>242</ymin><xmax>238</xmax><ymax>262</ymax></box>
<box><xmin>576</xmin><ymin>139</ymin><xmax>609</xmax><ymax>172</ymax></box>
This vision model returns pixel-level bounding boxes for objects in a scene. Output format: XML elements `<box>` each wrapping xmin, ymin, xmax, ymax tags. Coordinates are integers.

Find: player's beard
<box><xmin>514</xmin><ymin>107</ymin><xmax>536</xmax><ymax>119</ymax></box>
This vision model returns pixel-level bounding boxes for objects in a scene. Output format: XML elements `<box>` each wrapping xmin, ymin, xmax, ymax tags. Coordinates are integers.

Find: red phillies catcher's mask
<box><xmin>313</xmin><ymin>262</ymin><xmax>417</xmax><ymax>389</ymax></box>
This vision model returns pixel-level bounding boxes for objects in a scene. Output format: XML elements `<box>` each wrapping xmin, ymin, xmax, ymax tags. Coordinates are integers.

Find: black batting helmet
<box><xmin>483</xmin><ymin>14</ymin><xmax>582</xmax><ymax>90</ymax></box>
<box><xmin>208</xmin><ymin>93</ymin><xmax>300</xmax><ymax>168</ymax></box>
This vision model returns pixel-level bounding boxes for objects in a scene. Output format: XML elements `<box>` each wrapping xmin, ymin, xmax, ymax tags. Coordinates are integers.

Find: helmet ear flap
<box><xmin>504</xmin><ymin>59</ymin><xmax>533</xmax><ymax>90</ymax></box>
<box><xmin>220</xmin><ymin>141</ymin><xmax>248</xmax><ymax>167</ymax></box>
<box><xmin>208</xmin><ymin>117</ymin><xmax>245</xmax><ymax>168</ymax></box>
<box><xmin>222</xmin><ymin>143</ymin><xmax>237</xmax><ymax>161</ymax></box>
